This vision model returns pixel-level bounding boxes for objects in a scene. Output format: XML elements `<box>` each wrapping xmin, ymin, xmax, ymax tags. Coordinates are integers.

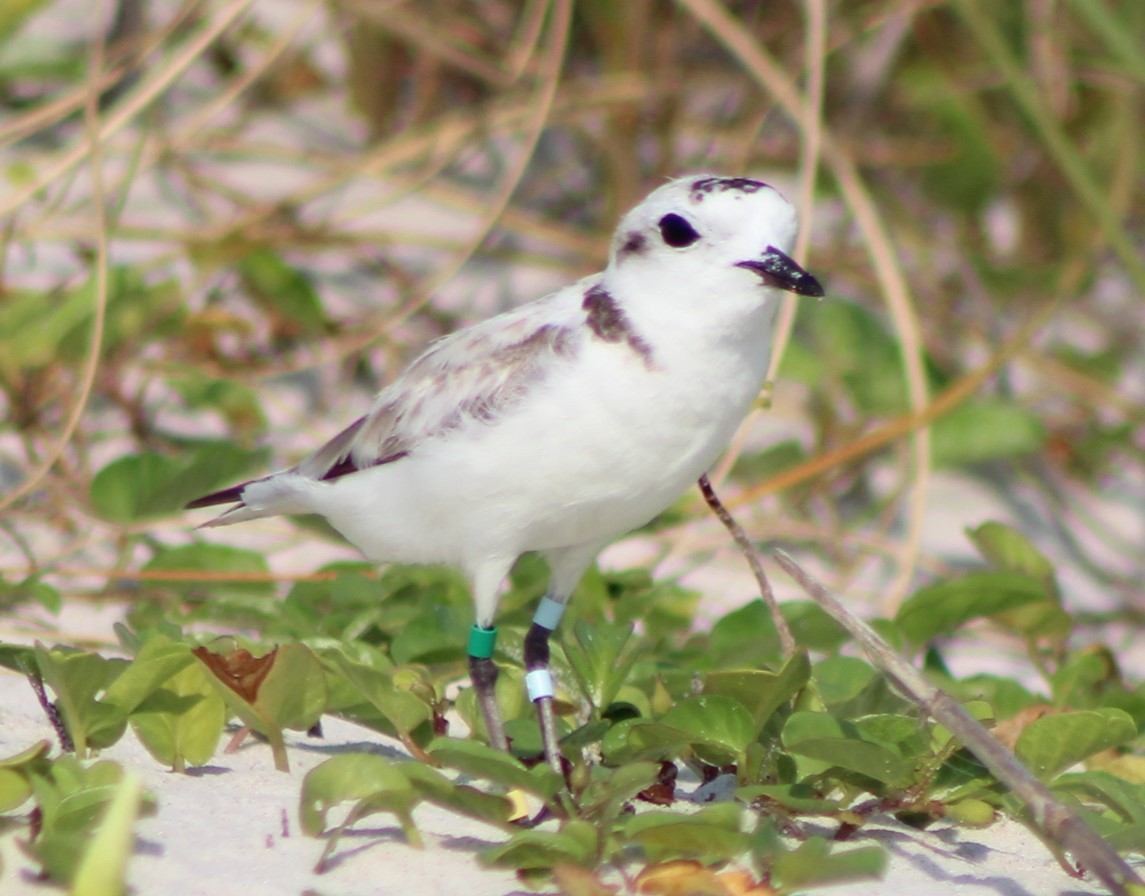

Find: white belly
<box><xmin>310</xmin><ymin>318</ymin><xmax>771</xmax><ymax>570</ymax></box>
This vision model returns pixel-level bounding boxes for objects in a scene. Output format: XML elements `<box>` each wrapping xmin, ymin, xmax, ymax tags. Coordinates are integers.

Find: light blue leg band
<box><xmin>532</xmin><ymin>595</ymin><xmax>566</xmax><ymax>631</ymax></box>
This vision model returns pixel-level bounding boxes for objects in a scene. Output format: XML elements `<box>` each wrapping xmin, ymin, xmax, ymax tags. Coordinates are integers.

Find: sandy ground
<box><xmin>1</xmin><ymin>467</ymin><xmax>1137</xmax><ymax>895</ymax></box>
<box><xmin>0</xmin><ymin>653</ymin><xmax>1113</xmax><ymax>896</ymax></box>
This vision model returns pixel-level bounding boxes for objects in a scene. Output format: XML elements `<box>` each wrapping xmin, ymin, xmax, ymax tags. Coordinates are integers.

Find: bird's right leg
<box><xmin>468</xmin><ymin>561</ymin><xmax>513</xmax><ymax>753</ymax></box>
<box><xmin>524</xmin><ymin>595</ymin><xmax>567</xmax><ymax>775</ymax></box>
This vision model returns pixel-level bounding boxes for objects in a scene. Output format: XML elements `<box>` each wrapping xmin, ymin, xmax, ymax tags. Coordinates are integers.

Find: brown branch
<box><xmin>771</xmin><ymin>548</ymin><xmax>1144</xmax><ymax>896</ymax></box>
<box><xmin>697</xmin><ymin>475</ymin><xmax>795</xmax><ymax>658</ymax></box>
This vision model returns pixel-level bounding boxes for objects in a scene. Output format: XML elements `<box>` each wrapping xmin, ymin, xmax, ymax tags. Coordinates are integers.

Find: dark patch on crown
<box><xmin>690</xmin><ymin>176</ymin><xmax>769</xmax><ymax>201</ymax></box>
<box><xmin>618</xmin><ymin>230</ymin><xmax>647</xmax><ymax>257</ymax></box>
<box><xmin>582</xmin><ymin>282</ymin><xmax>653</xmax><ymax>366</ymax></box>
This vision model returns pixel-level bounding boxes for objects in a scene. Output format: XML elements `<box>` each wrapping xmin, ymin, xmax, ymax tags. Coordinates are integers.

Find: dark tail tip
<box><xmin>185</xmin><ymin>482</ymin><xmax>248</xmax><ymax>510</ymax></box>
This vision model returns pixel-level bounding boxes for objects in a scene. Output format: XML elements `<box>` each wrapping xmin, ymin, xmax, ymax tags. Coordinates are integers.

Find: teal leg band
<box><xmin>467</xmin><ymin>624</ymin><xmax>498</xmax><ymax>659</ymax></box>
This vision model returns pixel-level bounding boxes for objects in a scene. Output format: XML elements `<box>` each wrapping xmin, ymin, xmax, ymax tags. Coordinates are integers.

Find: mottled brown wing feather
<box><xmin>186</xmin><ymin>298</ymin><xmax>582</xmax><ymax>510</ymax></box>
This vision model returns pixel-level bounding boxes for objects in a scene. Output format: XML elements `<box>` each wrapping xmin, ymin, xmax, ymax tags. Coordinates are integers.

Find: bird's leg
<box><xmin>468</xmin><ymin>625</ymin><xmax>508</xmax><ymax>752</ymax></box>
<box><xmin>524</xmin><ymin>595</ymin><xmax>567</xmax><ymax>775</ymax></box>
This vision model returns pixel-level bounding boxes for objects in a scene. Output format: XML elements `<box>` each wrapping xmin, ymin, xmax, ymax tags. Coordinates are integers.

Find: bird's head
<box><xmin>608</xmin><ymin>175</ymin><xmax>824</xmax><ymax>306</ymax></box>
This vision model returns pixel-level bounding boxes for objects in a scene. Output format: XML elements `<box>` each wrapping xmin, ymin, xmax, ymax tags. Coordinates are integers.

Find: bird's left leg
<box><xmin>524</xmin><ymin>594</ymin><xmax>567</xmax><ymax>775</ymax></box>
<box><xmin>528</xmin><ymin>545</ymin><xmax>601</xmax><ymax>776</ymax></box>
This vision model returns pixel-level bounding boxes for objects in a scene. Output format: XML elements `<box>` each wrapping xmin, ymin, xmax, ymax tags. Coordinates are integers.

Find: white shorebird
<box><xmin>188</xmin><ymin>174</ymin><xmax>824</xmax><ymax>775</ymax></box>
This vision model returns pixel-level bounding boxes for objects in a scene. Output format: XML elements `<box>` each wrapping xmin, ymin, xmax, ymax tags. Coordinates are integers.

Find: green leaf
<box><xmin>401</xmin><ymin>762</ymin><xmax>515</xmax><ymax>828</ymax></box>
<box><xmin>0</xmin><ymin>573</ymin><xmax>62</xmax><ymax>613</ymax></box>
<box><xmin>170</xmin><ymin>375</ymin><xmax>267</xmax><ymax>438</ymax></box>
<box><xmin>23</xmin><ymin>757</ymin><xmax>154</xmax><ymax>885</ymax></box>
<box><xmin>736</xmin><ymin>782</ymin><xmax>842</xmax><ymax>814</ymax></box>
<box><xmin>621</xmin><ymin>803</ymin><xmax>748</xmax><ymax>864</ymax></box>
<box><xmin>949</xmin><ymin>673</ymin><xmax>1040</xmax><ymax>720</ymax></box>
<box><xmin>92</xmin><ymin>443</ymin><xmax>270</xmax><ymax>525</ymax></box>
<box><xmin>894</xmin><ymin>571</ymin><xmax>1052</xmax><ymax>646</ymax></box>
<box><xmin>481</xmin><ymin>818</ymin><xmax>598</xmax><ymax>871</ymax></box>
<box><xmin>89</xmin><ymin>453</ymin><xmax>181</xmax><ymax>524</ymax></box>
<box><xmin>0</xmin><ymin>740</ymin><xmax>52</xmax><ymax>812</ymax></box>
<box><xmin>299</xmin><ymin>753</ymin><xmax>414</xmax><ymax>837</ymax></box>
<box><xmin>101</xmin><ymin>637</ymin><xmax>195</xmax><ymax>716</ymax></box>
<box><xmin>782</xmin><ymin>712</ymin><xmax>911</xmax><ymax>786</ymax></box>
<box><xmin>130</xmin><ymin>661</ymin><xmax>226</xmax><ymax>772</ymax></box>
<box><xmin>707</xmin><ymin>600</ymin><xmax>787</xmax><ymax>666</ymax></box>
<box><xmin>33</xmin><ymin>644</ymin><xmax>127</xmax><ymax>757</ymax></box>
<box><xmin>577</xmin><ymin>761</ymin><xmax>661</xmax><ymax>827</ymax></box>
<box><xmin>390</xmin><ymin>604</ymin><xmax>470</xmax><ymax>665</ymax></box>
<box><xmin>71</xmin><ymin>773</ymin><xmax>143</xmax><ymax>896</ymax></box>
<box><xmin>811</xmin><ymin>656</ymin><xmax>878</xmax><ymax>707</ymax></box>
<box><xmin>932</xmin><ymin>398</ymin><xmax>1046</xmax><ymax>467</ymax></box>
<box><xmin>142</xmin><ymin>542</ymin><xmax>273</xmax><ymax>598</ymax></box>
<box><xmin>966</xmin><ymin>521</ymin><xmax>1056</xmax><ymax>586</ymax></box>
<box><xmin>656</xmin><ymin>695</ymin><xmax>756</xmax><ymax>763</ymax></box>
<box><xmin>796</xmin><ymin>299</ymin><xmax>907</xmax><ymax>413</ymax></box>
<box><xmin>620</xmin><ymin>695</ymin><xmax>756</xmax><ymax>767</ymax></box>
<box><xmin>771</xmin><ymin>837</ymin><xmax>887</xmax><ymax>891</ymax></box>
<box><xmin>426</xmin><ymin>737</ymin><xmax>563</xmax><ymax>800</ymax></box>
<box><xmin>1014</xmin><ymin>708</ymin><xmax>1137</xmax><ymax>781</ymax></box>
<box><xmin>1052</xmin><ymin>771</ymin><xmax>1145</xmax><ymax>824</ymax></box>
<box><xmin>563</xmin><ymin>620</ymin><xmax>639</xmax><ymax>712</ymax></box>
<box><xmin>702</xmin><ymin>651</ymin><xmax>811</xmax><ymax>733</ymax></box>
<box><xmin>707</xmin><ymin>601</ymin><xmax>846</xmax><ymax>668</ymax></box>
<box><xmin>325</xmin><ymin>647</ymin><xmax>433</xmax><ymax>744</ymax></box>
<box><xmin>237</xmin><ymin>247</ymin><xmax>326</xmax><ymax>337</ymax></box>
<box><xmin>194</xmin><ymin>641</ymin><xmax>326</xmax><ymax>772</ymax></box>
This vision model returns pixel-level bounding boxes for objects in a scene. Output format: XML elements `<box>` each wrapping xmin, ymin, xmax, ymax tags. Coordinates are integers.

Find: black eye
<box><xmin>658</xmin><ymin>213</ymin><xmax>700</xmax><ymax>248</ymax></box>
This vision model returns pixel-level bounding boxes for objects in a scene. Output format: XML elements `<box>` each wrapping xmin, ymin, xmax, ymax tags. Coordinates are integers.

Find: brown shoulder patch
<box><xmin>582</xmin><ymin>283</ymin><xmax>653</xmax><ymax>366</ymax></box>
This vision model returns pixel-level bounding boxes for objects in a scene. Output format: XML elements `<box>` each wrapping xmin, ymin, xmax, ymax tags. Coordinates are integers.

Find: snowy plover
<box><xmin>188</xmin><ymin>174</ymin><xmax>824</xmax><ymax>774</ymax></box>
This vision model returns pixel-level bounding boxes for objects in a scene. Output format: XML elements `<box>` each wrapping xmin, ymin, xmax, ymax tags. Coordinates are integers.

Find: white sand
<box><xmin>0</xmin><ymin>580</ymin><xmax>1118</xmax><ymax>895</ymax></box>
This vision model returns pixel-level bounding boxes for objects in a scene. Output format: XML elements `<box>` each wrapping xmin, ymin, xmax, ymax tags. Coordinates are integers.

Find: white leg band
<box><xmin>525</xmin><ymin>669</ymin><xmax>555</xmax><ymax>702</ymax></box>
<box><xmin>532</xmin><ymin>595</ymin><xmax>566</xmax><ymax>631</ymax></box>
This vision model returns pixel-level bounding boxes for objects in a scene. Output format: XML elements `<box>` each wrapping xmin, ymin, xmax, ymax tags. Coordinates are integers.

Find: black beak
<box><xmin>736</xmin><ymin>246</ymin><xmax>824</xmax><ymax>297</ymax></box>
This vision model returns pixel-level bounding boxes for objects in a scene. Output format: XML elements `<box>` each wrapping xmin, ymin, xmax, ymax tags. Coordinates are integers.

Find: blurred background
<box><xmin>0</xmin><ymin>0</ymin><xmax>1142</xmax><ymax>635</ymax></box>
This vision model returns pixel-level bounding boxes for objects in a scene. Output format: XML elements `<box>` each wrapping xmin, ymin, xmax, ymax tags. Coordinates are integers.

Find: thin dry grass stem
<box><xmin>772</xmin><ymin>548</ymin><xmax>1145</xmax><ymax>896</ymax></box>
<box><xmin>419</xmin><ymin>181</ymin><xmax>602</xmax><ymax>257</ymax></box>
<box><xmin>0</xmin><ymin>66</ymin><xmax>126</xmax><ymax>150</ymax></box>
<box><xmin>0</xmin><ymin>2</ymin><xmax>203</xmax><ymax>151</ymax></box>
<box><xmin>0</xmin><ymin>0</ymin><xmax>257</xmax><ymax>221</ymax></box>
<box><xmin>175</xmin><ymin>71</ymin><xmax>641</xmax><ymax>299</ymax></box>
<box><xmin>1022</xmin><ymin>354</ymin><xmax>1145</xmax><ymax>419</ymax></box>
<box><xmin>504</xmin><ymin>0</ymin><xmax>551</xmax><ymax>80</ymax></box>
<box><xmin>829</xmin><ymin>148</ymin><xmax>930</xmax><ymax>610</ymax></box>
<box><xmin>697</xmin><ymin>475</ymin><xmax>796</xmax><ymax>658</ymax></box>
<box><xmin>0</xmin><ymin>24</ymin><xmax>114</xmax><ymax>516</ymax></box>
<box><xmin>765</xmin><ymin>0</ymin><xmax>826</xmax><ymax>386</ymax></box>
<box><xmin>341</xmin><ymin>0</ymin><xmax>517</xmax><ymax>88</ymax></box>
<box><xmin>955</xmin><ymin>0</ymin><xmax>1145</xmax><ymax>294</ymax></box>
<box><xmin>709</xmin><ymin>0</ymin><xmax>826</xmax><ymax>491</ymax></box>
<box><xmin>163</xmin><ymin>0</ymin><xmax>323</xmax><ymax>151</ymax></box>
<box><xmin>28</xmin><ymin>567</ymin><xmax>358</xmax><ymax>584</ymax></box>
<box><xmin>681</xmin><ymin>0</ymin><xmax>931</xmax><ymax>606</ymax></box>
<box><xmin>274</xmin><ymin>0</ymin><xmax>575</xmax><ymax>362</ymax></box>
